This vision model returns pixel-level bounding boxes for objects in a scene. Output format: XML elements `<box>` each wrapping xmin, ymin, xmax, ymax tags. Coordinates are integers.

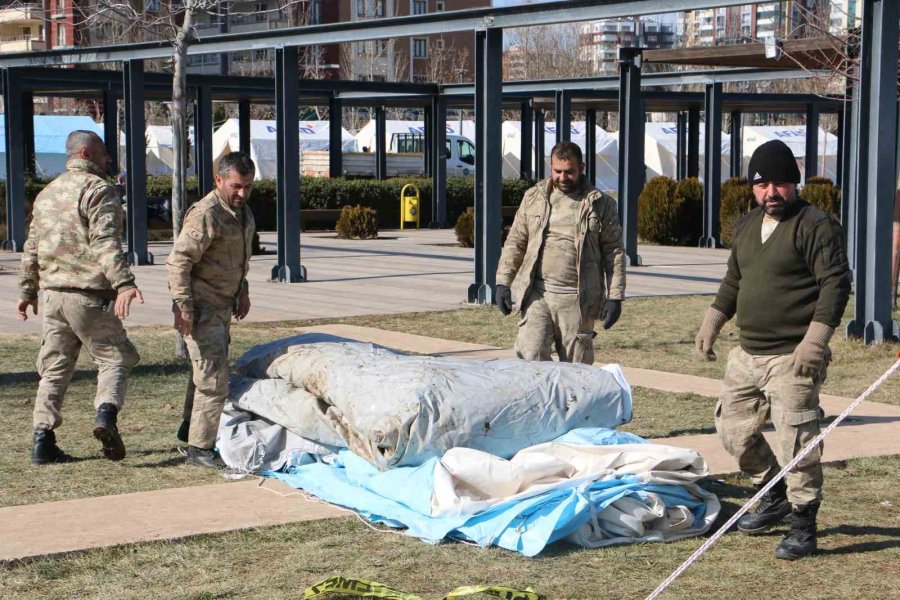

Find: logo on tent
<box><xmin>753</xmin><ymin>172</ymin><xmax>762</xmax><ymax>181</ymax></box>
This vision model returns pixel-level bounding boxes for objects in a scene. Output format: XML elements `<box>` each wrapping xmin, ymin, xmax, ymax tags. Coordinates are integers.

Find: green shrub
<box><xmin>335</xmin><ymin>204</ymin><xmax>378</xmax><ymax>240</ymax></box>
<box><xmin>674</xmin><ymin>177</ymin><xmax>703</xmax><ymax>245</ymax></box>
<box><xmin>454</xmin><ymin>211</ymin><xmax>474</xmax><ymax>248</ymax></box>
<box><xmin>720</xmin><ymin>177</ymin><xmax>755</xmax><ymax>247</ymax></box>
<box><xmin>800</xmin><ymin>179</ymin><xmax>840</xmax><ymax>218</ymax></box>
<box><xmin>637</xmin><ymin>176</ymin><xmax>680</xmax><ymax>244</ymax></box>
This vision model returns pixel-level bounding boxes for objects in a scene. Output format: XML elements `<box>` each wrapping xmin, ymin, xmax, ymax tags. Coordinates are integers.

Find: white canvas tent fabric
<box><xmin>212</xmin><ymin>119</ymin><xmax>357</xmax><ymax>179</ymax></box>
<box><xmin>742</xmin><ymin>126</ymin><xmax>839</xmax><ymax>183</ymax></box>
<box><xmin>644</xmin><ymin>122</ymin><xmax>731</xmax><ymax>183</ymax></box>
<box><xmin>501</xmin><ymin>121</ymin><xmax>619</xmax><ymax>191</ymax></box>
<box><xmin>134</xmin><ymin>125</ymin><xmax>196</xmax><ymax>176</ymax></box>
<box><xmin>0</xmin><ymin>115</ymin><xmax>103</xmax><ymax>179</ymax></box>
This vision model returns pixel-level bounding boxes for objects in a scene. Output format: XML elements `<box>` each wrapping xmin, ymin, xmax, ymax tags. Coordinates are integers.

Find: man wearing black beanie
<box><xmin>694</xmin><ymin>139</ymin><xmax>851</xmax><ymax>560</ymax></box>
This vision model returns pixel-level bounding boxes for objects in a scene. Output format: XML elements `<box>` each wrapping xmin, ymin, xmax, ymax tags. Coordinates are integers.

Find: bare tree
<box><xmin>504</xmin><ymin>23</ymin><xmax>593</xmax><ymax>81</ymax></box>
<box><xmin>420</xmin><ymin>40</ymin><xmax>469</xmax><ymax>85</ymax></box>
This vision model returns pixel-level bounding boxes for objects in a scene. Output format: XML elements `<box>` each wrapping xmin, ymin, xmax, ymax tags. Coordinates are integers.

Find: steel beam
<box><xmin>375</xmin><ymin>105</ymin><xmax>386</xmax><ymax>181</ymax></box>
<box><xmin>676</xmin><ymin>111</ymin><xmax>687</xmax><ymax>180</ymax></box>
<box><xmin>846</xmin><ymin>0</ymin><xmax>899</xmax><ymax>343</ymax></box>
<box><xmin>2</xmin><ymin>68</ymin><xmax>26</xmax><ymax>251</ymax></box>
<box><xmin>701</xmin><ymin>82</ymin><xmax>723</xmax><ymax>248</ymax></box>
<box><xmin>534</xmin><ymin>108</ymin><xmax>546</xmax><ymax>179</ymax></box>
<box><xmin>585</xmin><ymin>108</ymin><xmax>597</xmax><ymax>185</ymax></box>
<box><xmin>468</xmin><ymin>28</ymin><xmax>503</xmax><ymax>305</ymax></box>
<box><xmin>555</xmin><ymin>89</ymin><xmax>571</xmax><ymax>144</ymax></box>
<box><xmin>430</xmin><ymin>94</ymin><xmax>448</xmax><ymax>228</ymax></box>
<box><xmin>616</xmin><ymin>47</ymin><xmax>644</xmax><ymax>267</ymax></box>
<box><xmin>329</xmin><ymin>96</ymin><xmax>343</xmax><ymax>177</ymax></box>
<box><xmin>520</xmin><ymin>100</ymin><xmax>533</xmax><ymax>180</ymax></box>
<box><xmin>272</xmin><ymin>46</ymin><xmax>305</xmax><ymax>283</ymax></box>
<box><xmin>730</xmin><ymin>110</ymin><xmax>742</xmax><ymax>178</ymax></box>
<box><xmin>194</xmin><ymin>85</ymin><xmax>214</xmax><ymax>194</ymax></box>
<box><xmin>103</xmin><ymin>88</ymin><xmax>119</xmax><ymax>175</ymax></box>
<box><xmin>687</xmin><ymin>106</ymin><xmax>700</xmax><ymax>178</ymax></box>
<box><xmin>238</xmin><ymin>99</ymin><xmax>251</xmax><ymax>155</ymax></box>
<box><xmin>424</xmin><ymin>102</ymin><xmax>432</xmax><ymax>177</ymax></box>
<box><xmin>835</xmin><ymin>107</ymin><xmax>845</xmax><ymax>190</ymax></box>
<box><xmin>804</xmin><ymin>102</ymin><xmax>820</xmax><ymax>181</ymax></box>
<box><xmin>122</xmin><ymin>60</ymin><xmax>152</xmax><ymax>265</ymax></box>
<box><xmin>22</xmin><ymin>91</ymin><xmax>35</xmax><ymax>177</ymax></box>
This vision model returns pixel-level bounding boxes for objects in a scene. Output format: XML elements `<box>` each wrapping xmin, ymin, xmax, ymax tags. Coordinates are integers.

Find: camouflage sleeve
<box><xmin>81</xmin><ymin>183</ymin><xmax>136</xmax><ymax>292</ymax></box>
<box><xmin>598</xmin><ymin>194</ymin><xmax>626</xmax><ymax>301</ymax></box>
<box><xmin>496</xmin><ymin>190</ymin><xmax>533</xmax><ymax>287</ymax></box>
<box><xmin>166</xmin><ymin>208</ymin><xmax>213</xmax><ymax>313</ymax></box>
<box><xmin>18</xmin><ymin>217</ymin><xmax>40</xmax><ymax>301</ymax></box>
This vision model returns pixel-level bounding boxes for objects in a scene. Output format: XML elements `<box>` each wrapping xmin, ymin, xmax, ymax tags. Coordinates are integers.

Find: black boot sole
<box><xmin>737</xmin><ymin>520</ymin><xmax>787</xmax><ymax>535</ymax></box>
<box><xmin>94</xmin><ymin>426</ymin><xmax>126</xmax><ymax>461</ymax></box>
<box><xmin>775</xmin><ymin>546</ymin><xmax>816</xmax><ymax>560</ymax></box>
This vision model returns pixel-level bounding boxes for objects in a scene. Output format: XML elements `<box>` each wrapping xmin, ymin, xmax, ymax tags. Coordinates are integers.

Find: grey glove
<box><xmin>600</xmin><ymin>299</ymin><xmax>622</xmax><ymax>330</ymax></box>
<box><xmin>792</xmin><ymin>322</ymin><xmax>834</xmax><ymax>378</ymax></box>
<box><xmin>495</xmin><ymin>285</ymin><xmax>513</xmax><ymax>316</ymax></box>
<box><xmin>694</xmin><ymin>307</ymin><xmax>729</xmax><ymax>361</ymax></box>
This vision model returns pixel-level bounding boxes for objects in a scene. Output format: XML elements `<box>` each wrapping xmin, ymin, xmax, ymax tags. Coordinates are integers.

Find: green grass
<box><xmin>1</xmin><ymin>456</ymin><xmax>898</xmax><ymax>600</ymax></box>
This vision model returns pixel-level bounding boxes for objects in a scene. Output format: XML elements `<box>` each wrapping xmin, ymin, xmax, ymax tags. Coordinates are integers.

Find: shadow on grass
<box><xmin>0</xmin><ymin>363</ymin><xmax>193</xmax><ymax>386</ymax></box>
<box><xmin>816</xmin><ymin>525</ymin><xmax>900</xmax><ymax>556</ymax></box>
<box><xmin>656</xmin><ymin>426</ymin><xmax>718</xmax><ymax>437</ymax></box>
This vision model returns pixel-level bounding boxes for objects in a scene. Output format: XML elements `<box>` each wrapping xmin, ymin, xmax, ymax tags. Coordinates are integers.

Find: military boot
<box><xmin>31</xmin><ymin>428</ymin><xmax>74</xmax><ymax>465</ymax></box>
<box><xmin>93</xmin><ymin>403</ymin><xmax>126</xmax><ymax>461</ymax></box>
<box><xmin>736</xmin><ymin>478</ymin><xmax>791</xmax><ymax>534</ymax></box>
<box><xmin>185</xmin><ymin>445</ymin><xmax>225</xmax><ymax>469</ymax></box>
<box><xmin>775</xmin><ymin>503</ymin><xmax>819</xmax><ymax>560</ymax></box>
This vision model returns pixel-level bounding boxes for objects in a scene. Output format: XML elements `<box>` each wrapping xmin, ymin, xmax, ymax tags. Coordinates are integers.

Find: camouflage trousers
<box><xmin>716</xmin><ymin>346</ymin><xmax>828</xmax><ymax>506</ymax></box>
<box><xmin>184</xmin><ymin>307</ymin><xmax>232</xmax><ymax>449</ymax></box>
<box><xmin>515</xmin><ymin>288</ymin><xmax>596</xmax><ymax>365</ymax></box>
<box><xmin>33</xmin><ymin>289</ymin><xmax>140</xmax><ymax>431</ymax></box>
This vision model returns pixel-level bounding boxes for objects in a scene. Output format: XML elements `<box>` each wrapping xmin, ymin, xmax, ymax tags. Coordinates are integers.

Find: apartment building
<box><xmin>679</xmin><ymin>2</ymin><xmax>837</xmax><ymax>47</ymax></box>
<box><xmin>580</xmin><ymin>17</ymin><xmax>676</xmax><ymax>76</ymax></box>
<box><xmin>0</xmin><ymin>1</ymin><xmax>47</xmax><ymax>53</ymax></box>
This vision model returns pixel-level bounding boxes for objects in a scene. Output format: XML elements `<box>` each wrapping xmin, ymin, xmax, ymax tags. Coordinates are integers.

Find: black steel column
<box><xmin>430</xmin><ymin>95</ymin><xmax>448</xmax><ymax>228</ymax></box>
<box><xmin>555</xmin><ymin>89</ymin><xmax>571</xmax><ymax>144</ymax></box>
<box><xmin>616</xmin><ymin>47</ymin><xmax>644</xmax><ymax>267</ymax></box>
<box><xmin>805</xmin><ymin>102</ymin><xmax>820</xmax><ymax>182</ymax></box>
<box><xmin>423</xmin><ymin>102</ymin><xmax>432</xmax><ymax>177</ymax></box>
<box><xmin>676</xmin><ymin>111</ymin><xmax>687</xmax><ymax>181</ymax></box>
<box><xmin>375</xmin><ymin>105</ymin><xmax>387</xmax><ymax>180</ymax></box>
<box><xmin>534</xmin><ymin>108</ymin><xmax>545</xmax><ymax>179</ymax></box>
<box><xmin>836</xmin><ymin>108</ymin><xmax>845</xmax><ymax>190</ymax></box>
<box><xmin>585</xmin><ymin>109</ymin><xmax>597</xmax><ymax>185</ymax></box>
<box><xmin>687</xmin><ymin>106</ymin><xmax>700</xmax><ymax>178</ymax></box>
<box><xmin>22</xmin><ymin>91</ymin><xmax>35</xmax><ymax>177</ymax></box>
<box><xmin>103</xmin><ymin>88</ymin><xmax>118</xmax><ymax>175</ymax></box>
<box><xmin>730</xmin><ymin>110</ymin><xmax>742</xmax><ymax>179</ymax></box>
<box><xmin>329</xmin><ymin>95</ymin><xmax>343</xmax><ymax>177</ymax></box>
<box><xmin>195</xmin><ymin>85</ymin><xmax>214</xmax><ymax>194</ymax></box>
<box><xmin>519</xmin><ymin>99</ymin><xmax>533</xmax><ymax>179</ymax></box>
<box><xmin>468</xmin><ymin>27</ymin><xmax>503</xmax><ymax>304</ymax></box>
<box><xmin>238</xmin><ymin>99</ymin><xmax>251</xmax><ymax>155</ymax></box>
<box><xmin>123</xmin><ymin>60</ymin><xmax>152</xmax><ymax>265</ymax></box>
<box><xmin>272</xmin><ymin>46</ymin><xmax>305</xmax><ymax>282</ymax></box>
<box><xmin>846</xmin><ymin>0</ymin><xmax>899</xmax><ymax>343</ymax></box>
<box><xmin>701</xmin><ymin>83</ymin><xmax>723</xmax><ymax>249</ymax></box>
<box><xmin>2</xmin><ymin>68</ymin><xmax>26</xmax><ymax>251</ymax></box>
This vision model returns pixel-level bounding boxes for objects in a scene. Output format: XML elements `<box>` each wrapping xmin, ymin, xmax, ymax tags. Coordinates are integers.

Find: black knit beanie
<box><xmin>747</xmin><ymin>139</ymin><xmax>801</xmax><ymax>184</ymax></box>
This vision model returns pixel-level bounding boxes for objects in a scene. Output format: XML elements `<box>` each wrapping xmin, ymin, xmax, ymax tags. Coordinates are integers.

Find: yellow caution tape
<box><xmin>302</xmin><ymin>577</ymin><xmax>543</xmax><ymax>600</ymax></box>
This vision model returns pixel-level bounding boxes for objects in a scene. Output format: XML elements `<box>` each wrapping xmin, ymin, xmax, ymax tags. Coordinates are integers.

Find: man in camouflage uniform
<box><xmin>695</xmin><ymin>140</ymin><xmax>851</xmax><ymax>560</ymax></box>
<box><xmin>18</xmin><ymin>130</ymin><xmax>144</xmax><ymax>464</ymax></box>
<box><xmin>166</xmin><ymin>152</ymin><xmax>255</xmax><ymax>468</ymax></box>
<box><xmin>495</xmin><ymin>141</ymin><xmax>626</xmax><ymax>364</ymax></box>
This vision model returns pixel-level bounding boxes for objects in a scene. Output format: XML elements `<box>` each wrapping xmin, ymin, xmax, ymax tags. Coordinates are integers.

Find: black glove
<box><xmin>600</xmin><ymin>299</ymin><xmax>621</xmax><ymax>330</ymax></box>
<box><xmin>495</xmin><ymin>285</ymin><xmax>513</xmax><ymax>316</ymax></box>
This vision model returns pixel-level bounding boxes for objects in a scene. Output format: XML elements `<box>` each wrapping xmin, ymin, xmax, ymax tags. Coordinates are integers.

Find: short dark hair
<box><xmin>218</xmin><ymin>151</ymin><xmax>256</xmax><ymax>177</ymax></box>
<box><xmin>550</xmin><ymin>141</ymin><xmax>583</xmax><ymax>164</ymax></box>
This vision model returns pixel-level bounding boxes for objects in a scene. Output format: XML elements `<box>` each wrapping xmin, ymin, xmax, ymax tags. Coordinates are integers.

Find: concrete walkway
<box><xmin>0</xmin><ymin>230</ymin><xmax>729</xmax><ymax>334</ymax></box>
<box><xmin>2</xmin><ymin>325</ymin><xmax>899</xmax><ymax>564</ymax></box>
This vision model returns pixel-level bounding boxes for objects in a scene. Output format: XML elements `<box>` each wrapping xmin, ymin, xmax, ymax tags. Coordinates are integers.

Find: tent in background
<box><xmin>212</xmin><ymin>119</ymin><xmax>357</xmax><ymax>179</ymax></box>
<box><xmin>644</xmin><ymin>122</ymin><xmax>731</xmax><ymax>184</ymax></box>
<box><xmin>0</xmin><ymin>115</ymin><xmax>103</xmax><ymax>179</ymax></box>
<box><xmin>742</xmin><ymin>126</ymin><xmax>839</xmax><ymax>183</ymax></box>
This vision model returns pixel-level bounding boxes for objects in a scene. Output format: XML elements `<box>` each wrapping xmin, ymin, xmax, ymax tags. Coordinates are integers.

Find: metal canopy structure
<box><xmin>1</xmin><ymin>0</ymin><xmax>896</xmax><ymax>343</ymax></box>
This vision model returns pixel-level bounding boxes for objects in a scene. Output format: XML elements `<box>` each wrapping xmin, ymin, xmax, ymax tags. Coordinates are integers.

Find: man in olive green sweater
<box><xmin>695</xmin><ymin>139</ymin><xmax>851</xmax><ymax>560</ymax></box>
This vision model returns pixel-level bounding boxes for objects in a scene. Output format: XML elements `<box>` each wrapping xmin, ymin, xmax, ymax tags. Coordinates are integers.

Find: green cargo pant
<box><xmin>184</xmin><ymin>308</ymin><xmax>232</xmax><ymax>450</ymax></box>
<box><xmin>33</xmin><ymin>289</ymin><xmax>140</xmax><ymax>431</ymax></box>
<box><xmin>716</xmin><ymin>346</ymin><xmax>827</xmax><ymax>506</ymax></box>
<box><xmin>514</xmin><ymin>288</ymin><xmax>596</xmax><ymax>365</ymax></box>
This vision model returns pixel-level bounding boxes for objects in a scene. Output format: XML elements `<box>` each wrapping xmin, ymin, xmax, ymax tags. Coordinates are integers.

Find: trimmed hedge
<box><xmin>455</xmin><ymin>211</ymin><xmax>474</xmax><ymax>247</ymax></box>
<box><xmin>637</xmin><ymin>176</ymin><xmax>704</xmax><ymax>246</ymax></box>
<box><xmin>675</xmin><ymin>177</ymin><xmax>703</xmax><ymax>246</ymax></box>
<box><xmin>336</xmin><ymin>205</ymin><xmax>379</xmax><ymax>239</ymax></box>
<box><xmin>799</xmin><ymin>177</ymin><xmax>840</xmax><ymax>218</ymax></box>
<box><xmin>719</xmin><ymin>177</ymin><xmax>755</xmax><ymax>247</ymax></box>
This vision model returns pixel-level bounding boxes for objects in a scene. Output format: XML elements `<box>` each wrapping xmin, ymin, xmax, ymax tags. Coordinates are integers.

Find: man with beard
<box><xmin>166</xmin><ymin>152</ymin><xmax>256</xmax><ymax>468</ymax></box>
<box><xmin>695</xmin><ymin>139</ymin><xmax>851</xmax><ymax>560</ymax></box>
<box><xmin>495</xmin><ymin>141</ymin><xmax>626</xmax><ymax>364</ymax></box>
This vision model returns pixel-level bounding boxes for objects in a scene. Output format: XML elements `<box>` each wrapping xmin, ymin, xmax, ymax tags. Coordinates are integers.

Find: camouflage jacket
<box><xmin>19</xmin><ymin>159</ymin><xmax>135</xmax><ymax>301</ymax></box>
<box><xmin>166</xmin><ymin>189</ymin><xmax>255</xmax><ymax>313</ymax></box>
<box><xmin>496</xmin><ymin>177</ymin><xmax>626</xmax><ymax>320</ymax></box>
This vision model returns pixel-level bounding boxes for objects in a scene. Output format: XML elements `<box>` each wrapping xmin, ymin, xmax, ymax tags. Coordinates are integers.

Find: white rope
<box><xmin>645</xmin><ymin>356</ymin><xmax>900</xmax><ymax>600</ymax></box>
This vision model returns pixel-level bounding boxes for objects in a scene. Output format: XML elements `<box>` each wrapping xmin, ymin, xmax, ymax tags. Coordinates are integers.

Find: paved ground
<box><xmin>2</xmin><ymin>324</ymin><xmax>898</xmax><ymax>564</ymax></box>
<box><xmin>0</xmin><ymin>229</ymin><xmax>729</xmax><ymax>334</ymax></box>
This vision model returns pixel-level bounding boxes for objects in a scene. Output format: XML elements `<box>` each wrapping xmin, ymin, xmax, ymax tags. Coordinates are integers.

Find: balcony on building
<box><xmin>0</xmin><ymin>1</ymin><xmax>45</xmax><ymax>52</ymax></box>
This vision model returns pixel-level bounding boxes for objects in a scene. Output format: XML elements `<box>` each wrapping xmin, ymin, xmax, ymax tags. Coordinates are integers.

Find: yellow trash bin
<box><xmin>400</xmin><ymin>183</ymin><xmax>421</xmax><ymax>230</ymax></box>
